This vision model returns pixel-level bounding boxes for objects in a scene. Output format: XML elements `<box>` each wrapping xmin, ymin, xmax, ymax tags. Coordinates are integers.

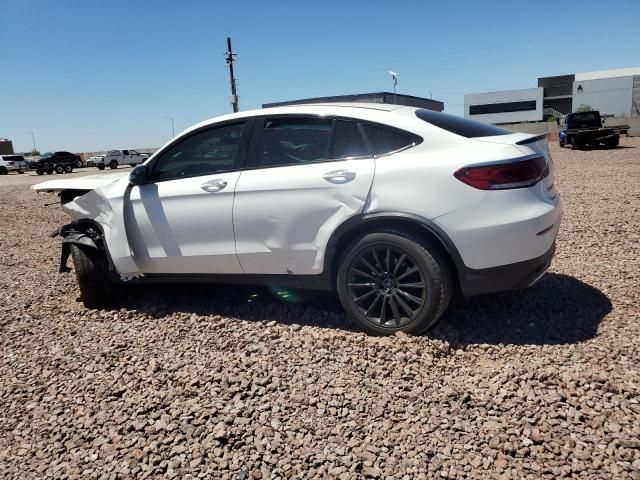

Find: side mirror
<box><xmin>129</xmin><ymin>164</ymin><xmax>149</xmax><ymax>186</ymax></box>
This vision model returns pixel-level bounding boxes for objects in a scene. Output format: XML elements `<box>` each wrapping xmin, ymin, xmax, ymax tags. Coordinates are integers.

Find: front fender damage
<box><xmin>53</xmin><ymin>184</ymin><xmax>141</xmax><ymax>279</ymax></box>
<box><xmin>51</xmin><ymin>221</ymin><xmax>106</xmax><ymax>273</ymax></box>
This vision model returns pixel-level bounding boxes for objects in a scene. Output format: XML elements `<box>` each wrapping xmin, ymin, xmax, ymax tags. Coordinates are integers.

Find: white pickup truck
<box><xmin>95</xmin><ymin>150</ymin><xmax>149</xmax><ymax>170</ymax></box>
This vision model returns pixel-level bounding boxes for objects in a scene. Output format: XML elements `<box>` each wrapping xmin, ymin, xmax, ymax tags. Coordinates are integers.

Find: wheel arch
<box><xmin>324</xmin><ymin>212</ymin><xmax>464</xmax><ymax>291</ymax></box>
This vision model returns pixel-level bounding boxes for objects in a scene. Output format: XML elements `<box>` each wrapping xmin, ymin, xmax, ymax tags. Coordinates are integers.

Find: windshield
<box><xmin>41</xmin><ymin>152</ymin><xmax>53</xmax><ymax>157</ymax></box>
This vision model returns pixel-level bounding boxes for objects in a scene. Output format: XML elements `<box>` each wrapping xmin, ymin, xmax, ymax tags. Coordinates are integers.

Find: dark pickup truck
<box><xmin>559</xmin><ymin>111</ymin><xmax>629</xmax><ymax>150</ymax></box>
<box><xmin>32</xmin><ymin>151</ymin><xmax>82</xmax><ymax>175</ymax></box>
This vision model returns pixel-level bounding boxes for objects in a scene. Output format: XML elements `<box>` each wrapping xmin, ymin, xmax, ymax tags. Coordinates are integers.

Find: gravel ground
<box><xmin>1</xmin><ymin>139</ymin><xmax>639</xmax><ymax>479</ymax></box>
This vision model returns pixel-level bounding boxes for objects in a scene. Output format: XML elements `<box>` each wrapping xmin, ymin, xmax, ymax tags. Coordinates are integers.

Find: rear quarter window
<box><xmin>361</xmin><ymin>123</ymin><xmax>421</xmax><ymax>156</ymax></box>
<box><xmin>416</xmin><ymin>109</ymin><xmax>511</xmax><ymax>138</ymax></box>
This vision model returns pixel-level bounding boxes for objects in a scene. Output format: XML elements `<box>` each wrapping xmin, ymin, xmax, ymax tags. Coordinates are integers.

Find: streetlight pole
<box><xmin>165</xmin><ymin>117</ymin><xmax>175</xmax><ymax>137</ymax></box>
<box><xmin>25</xmin><ymin>131</ymin><xmax>36</xmax><ymax>152</ymax></box>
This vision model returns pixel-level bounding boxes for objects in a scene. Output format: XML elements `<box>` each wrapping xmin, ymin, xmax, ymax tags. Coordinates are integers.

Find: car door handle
<box><xmin>200</xmin><ymin>179</ymin><xmax>228</xmax><ymax>192</ymax></box>
<box><xmin>323</xmin><ymin>169</ymin><xmax>356</xmax><ymax>184</ymax></box>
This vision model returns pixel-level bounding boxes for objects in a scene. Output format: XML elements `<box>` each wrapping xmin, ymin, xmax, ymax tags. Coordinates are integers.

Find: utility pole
<box><xmin>388</xmin><ymin>71</ymin><xmax>399</xmax><ymax>104</ymax></box>
<box><xmin>25</xmin><ymin>131</ymin><xmax>37</xmax><ymax>152</ymax></box>
<box><xmin>225</xmin><ymin>37</ymin><xmax>239</xmax><ymax>113</ymax></box>
<box><xmin>165</xmin><ymin>116</ymin><xmax>175</xmax><ymax>137</ymax></box>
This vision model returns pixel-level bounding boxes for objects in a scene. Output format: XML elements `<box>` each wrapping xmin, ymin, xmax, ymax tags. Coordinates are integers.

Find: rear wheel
<box><xmin>98</xmin><ymin>164</ymin><xmax>105</xmax><ymax>170</ymax></box>
<box><xmin>337</xmin><ymin>231</ymin><xmax>452</xmax><ymax>336</ymax></box>
<box><xmin>36</xmin><ymin>168</ymin><xmax>45</xmax><ymax>175</ymax></box>
<box><xmin>109</xmin><ymin>160</ymin><xmax>118</xmax><ymax>169</ymax></box>
<box><xmin>45</xmin><ymin>167</ymin><xmax>54</xmax><ymax>174</ymax></box>
<box><xmin>55</xmin><ymin>165</ymin><xmax>64</xmax><ymax>174</ymax></box>
<box><xmin>570</xmin><ymin>137</ymin><xmax>581</xmax><ymax>150</ymax></box>
<box><xmin>18</xmin><ymin>170</ymin><xmax>24</xmax><ymax>174</ymax></box>
<box><xmin>605</xmin><ymin>136</ymin><xmax>619</xmax><ymax>148</ymax></box>
<box><xmin>0</xmin><ymin>167</ymin><xmax>7</xmax><ymax>175</ymax></box>
<box><xmin>64</xmin><ymin>164</ymin><xmax>73</xmax><ymax>173</ymax></box>
<box><xmin>75</xmin><ymin>159</ymin><xmax>83</xmax><ymax>168</ymax></box>
<box><xmin>69</xmin><ymin>244</ymin><xmax>113</xmax><ymax>309</ymax></box>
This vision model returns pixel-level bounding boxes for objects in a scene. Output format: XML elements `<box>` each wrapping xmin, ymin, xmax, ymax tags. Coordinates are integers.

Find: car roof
<box><xmin>182</xmin><ymin>103</ymin><xmax>421</xmax><ymax>135</ymax></box>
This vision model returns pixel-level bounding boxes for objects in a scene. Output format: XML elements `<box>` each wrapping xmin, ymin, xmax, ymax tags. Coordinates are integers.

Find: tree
<box><xmin>576</xmin><ymin>104</ymin><xmax>593</xmax><ymax>113</ymax></box>
<box><xmin>29</xmin><ymin>148</ymin><xmax>40</xmax><ymax>156</ymax></box>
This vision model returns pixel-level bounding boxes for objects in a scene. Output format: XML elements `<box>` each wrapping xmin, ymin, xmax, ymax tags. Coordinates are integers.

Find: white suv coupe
<box><xmin>34</xmin><ymin>103</ymin><xmax>562</xmax><ymax>335</ymax></box>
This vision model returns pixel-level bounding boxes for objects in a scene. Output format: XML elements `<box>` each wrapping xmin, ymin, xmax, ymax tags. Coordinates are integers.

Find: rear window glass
<box><xmin>416</xmin><ymin>109</ymin><xmax>511</xmax><ymax>138</ymax></box>
<box><xmin>361</xmin><ymin>124</ymin><xmax>419</xmax><ymax>156</ymax></box>
<box><xmin>3</xmin><ymin>156</ymin><xmax>24</xmax><ymax>161</ymax></box>
<box><xmin>331</xmin><ymin>120</ymin><xmax>369</xmax><ymax>159</ymax></box>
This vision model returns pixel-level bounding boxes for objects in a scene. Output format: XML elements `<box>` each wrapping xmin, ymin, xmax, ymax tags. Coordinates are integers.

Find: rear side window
<box><xmin>416</xmin><ymin>109</ymin><xmax>511</xmax><ymax>138</ymax></box>
<box><xmin>257</xmin><ymin>117</ymin><xmax>332</xmax><ymax>168</ymax></box>
<box><xmin>361</xmin><ymin>124</ymin><xmax>419</xmax><ymax>156</ymax></box>
<box><xmin>331</xmin><ymin>120</ymin><xmax>369</xmax><ymax>159</ymax></box>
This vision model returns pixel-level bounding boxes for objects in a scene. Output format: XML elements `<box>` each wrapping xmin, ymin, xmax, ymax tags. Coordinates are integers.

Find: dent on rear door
<box><xmin>233</xmin><ymin>158</ymin><xmax>375</xmax><ymax>275</ymax></box>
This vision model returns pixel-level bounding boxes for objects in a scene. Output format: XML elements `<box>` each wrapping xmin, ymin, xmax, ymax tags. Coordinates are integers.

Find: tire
<box><xmin>570</xmin><ymin>137</ymin><xmax>581</xmax><ymax>150</ymax></box>
<box><xmin>75</xmin><ymin>159</ymin><xmax>83</xmax><ymax>168</ymax></box>
<box><xmin>606</xmin><ymin>136</ymin><xmax>619</xmax><ymax>148</ymax></box>
<box><xmin>64</xmin><ymin>164</ymin><xmax>73</xmax><ymax>173</ymax></box>
<box><xmin>55</xmin><ymin>165</ymin><xmax>64</xmax><ymax>174</ymax></box>
<box><xmin>36</xmin><ymin>168</ymin><xmax>44</xmax><ymax>175</ymax></box>
<box><xmin>337</xmin><ymin>231</ymin><xmax>452</xmax><ymax>336</ymax></box>
<box><xmin>69</xmin><ymin>244</ymin><xmax>113</xmax><ymax>309</ymax></box>
<box><xmin>559</xmin><ymin>139</ymin><xmax>565</xmax><ymax>148</ymax></box>
<box><xmin>18</xmin><ymin>170</ymin><xmax>24</xmax><ymax>174</ymax></box>
<box><xmin>45</xmin><ymin>167</ymin><xmax>54</xmax><ymax>174</ymax></box>
<box><xmin>109</xmin><ymin>160</ymin><xmax>118</xmax><ymax>169</ymax></box>
<box><xmin>98</xmin><ymin>165</ymin><xmax>105</xmax><ymax>170</ymax></box>
<box><xmin>0</xmin><ymin>167</ymin><xmax>7</xmax><ymax>175</ymax></box>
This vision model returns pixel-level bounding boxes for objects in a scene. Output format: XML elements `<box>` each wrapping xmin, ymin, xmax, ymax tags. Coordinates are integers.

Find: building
<box><xmin>263</xmin><ymin>92</ymin><xmax>444</xmax><ymax>111</ymax></box>
<box><xmin>464</xmin><ymin>67</ymin><xmax>640</xmax><ymax>124</ymax></box>
<box><xmin>0</xmin><ymin>138</ymin><xmax>14</xmax><ymax>155</ymax></box>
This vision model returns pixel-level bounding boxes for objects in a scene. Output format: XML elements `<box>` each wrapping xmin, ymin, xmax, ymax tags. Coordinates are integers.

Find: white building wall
<box><xmin>464</xmin><ymin>87</ymin><xmax>543</xmax><ymax>124</ymax></box>
<box><xmin>572</xmin><ymin>76</ymin><xmax>633</xmax><ymax>117</ymax></box>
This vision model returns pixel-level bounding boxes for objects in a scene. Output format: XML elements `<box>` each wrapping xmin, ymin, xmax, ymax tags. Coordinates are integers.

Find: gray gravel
<box><xmin>1</xmin><ymin>138</ymin><xmax>639</xmax><ymax>479</ymax></box>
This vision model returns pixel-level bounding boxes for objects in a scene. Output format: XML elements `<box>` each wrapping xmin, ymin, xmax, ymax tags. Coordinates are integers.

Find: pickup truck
<box><xmin>0</xmin><ymin>154</ymin><xmax>27</xmax><ymax>174</ymax></box>
<box><xmin>559</xmin><ymin>111</ymin><xmax>629</xmax><ymax>150</ymax></box>
<box><xmin>95</xmin><ymin>150</ymin><xmax>149</xmax><ymax>170</ymax></box>
<box><xmin>32</xmin><ymin>151</ymin><xmax>80</xmax><ymax>175</ymax></box>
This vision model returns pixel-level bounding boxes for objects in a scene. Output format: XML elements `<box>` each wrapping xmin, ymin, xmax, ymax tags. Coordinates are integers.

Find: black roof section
<box><xmin>263</xmin><ymin>92</ymin><xmax>444</xmax><ymax>111</ymax></box>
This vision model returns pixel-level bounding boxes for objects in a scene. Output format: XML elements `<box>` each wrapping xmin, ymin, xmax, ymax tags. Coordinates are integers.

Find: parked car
<box><xmin>95</xmin><ymin>149</ymin><xmax>147</xmax><ymax>170</ymax></box>
<box><xmin>0</xmin><ymin>154</ymin><xmax>27</xmax><ymax>174</ymax></box>
<box><xmin>32</xmin><ymin>151</ymin><xmax>81</xmax><ymax>175</ymax></box>
<box><xmin>86</xmin><ymin>154</ymin><xmax>105</xmax><ymax>167</ymax></box>
<box><xmin>34</xmin><ymin>104</ymin><xmax>562</xmax><ymax>335</ymax></box>
<box><xmin>559</xmin><ymin>111</ymin><xmax>629</xmax><ymax>150</ymax></box>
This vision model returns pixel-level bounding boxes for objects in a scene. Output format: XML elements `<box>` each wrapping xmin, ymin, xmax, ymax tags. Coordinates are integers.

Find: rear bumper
<box><xmin>459</xmin><ymin>242</ymin><xmax>555</xmax><ymax>296</ymax></box>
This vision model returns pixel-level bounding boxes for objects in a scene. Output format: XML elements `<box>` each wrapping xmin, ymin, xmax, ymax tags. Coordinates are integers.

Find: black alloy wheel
<box><xmin>347</xmin><ymin>245</ymin><xmax>427</xmax><ymax>328</ymax></box>
<box><xmin>337</xmin><ymin>231</ymin><xmax>452</xmax><ymax>335</ymax></box>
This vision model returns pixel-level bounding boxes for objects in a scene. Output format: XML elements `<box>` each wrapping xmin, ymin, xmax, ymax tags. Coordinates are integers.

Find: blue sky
<box><xmin>1</xmin><ymin>0</ymin><xmax>638</xmax><ymax>152</ymax></box>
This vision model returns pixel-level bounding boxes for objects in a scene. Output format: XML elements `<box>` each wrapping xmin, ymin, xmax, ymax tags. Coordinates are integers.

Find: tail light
<box><xmin>454</xmin><ymin>155</ymin><xmax>549</xmax><ymax>190</ymax></box>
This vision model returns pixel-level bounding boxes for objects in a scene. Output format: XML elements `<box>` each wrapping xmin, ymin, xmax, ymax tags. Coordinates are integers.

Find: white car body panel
<box><xmin>126</xmin><ymin>172</ymin><xmax>243</xmax><ymax>274</ymax></box>
<box><xmin>32</xmin><ymin>171</ymin><xmax>129</xmax><ymax>192</ymax></box>
<box><xmin>234</xmin><ymin>158</ymin><xmax>375</xmax><ymax>274</ymax></box>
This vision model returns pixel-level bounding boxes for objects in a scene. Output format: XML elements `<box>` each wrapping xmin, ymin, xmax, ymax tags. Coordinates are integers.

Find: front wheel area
<box><xmin>337</xmin><ymin>231</ymin><xmax>452</xmax><ymax>336</ymax></box>
<box><xmin>69</xmin><ymin>244</ymin><xmax>113</xmax><ymax>309</ymax></box>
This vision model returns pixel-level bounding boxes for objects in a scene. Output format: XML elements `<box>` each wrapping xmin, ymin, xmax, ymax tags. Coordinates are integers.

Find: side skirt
<box><xmin>125</xmin><ymin>272</ymin><xmax>333</xmax><ymax>291</ymax></box>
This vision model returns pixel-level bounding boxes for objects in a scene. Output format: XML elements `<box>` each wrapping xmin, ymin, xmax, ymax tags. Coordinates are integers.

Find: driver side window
<box><xmin>256</xmin><ymin>117</ymin><xmax>332</xmax><ymax>168</ymax></box>
<box><xmin>151</xmin><ymin>122</ymin><xmax>245</xmax><ymax>181</ymax></box>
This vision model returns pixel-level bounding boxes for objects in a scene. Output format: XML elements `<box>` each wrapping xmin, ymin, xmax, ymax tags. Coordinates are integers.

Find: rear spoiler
<box><xmin>515</xmin><ymin>133</ymin><xmax>548</xmax><ymax>145</ymax></box>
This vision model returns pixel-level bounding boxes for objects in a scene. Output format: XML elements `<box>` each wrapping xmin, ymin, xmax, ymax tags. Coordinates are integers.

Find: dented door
<box><xmin>233</xmin><ymin>116</ymin><xmax>375</xmax><ymax>275</ymax></box>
